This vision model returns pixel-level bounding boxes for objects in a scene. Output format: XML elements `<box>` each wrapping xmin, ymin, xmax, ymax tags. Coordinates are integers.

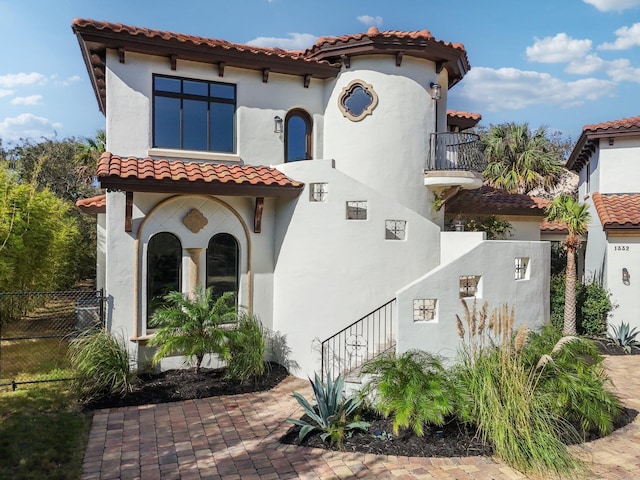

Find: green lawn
<box><xmin>0</xmin><ymin>385</ymin><xmax>89</xmax><ymax>480</ymax></box>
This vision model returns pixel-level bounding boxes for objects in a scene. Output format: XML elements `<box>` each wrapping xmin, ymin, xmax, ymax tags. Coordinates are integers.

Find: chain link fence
<box><xmin>0</xmin><ymin>289</ymin><xmax>105</xmax><ymax>390</ymax></box>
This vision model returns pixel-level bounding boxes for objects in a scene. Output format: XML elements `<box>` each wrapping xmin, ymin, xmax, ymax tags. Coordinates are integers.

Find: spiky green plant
<box><xmin>361</xmin><ymin>350</ymin><xmax>455</xmax><ymax>436</ymax></box>
<box><xmin>286</xmin><ymin>372</ymin><xmax>370</xmax><ymax>448</ymax></box>
<box><xmin>148</xmin><ymin>286</ymin><xmax>238</xmax><ymax>373</ymax></box>
<box><xmin>68</xmin><ymin>329</ymin><xmax>136</xmax><ymax>401</ymax></box>
<box><xmin>226</xmin><ymin>312</ymin><xmax>267</xmax><ymax>382</ymax></box>
<box><xmin>608</xmin><ymin>321</ymin><xmax>640</xmax><ymax>353</ymax></box>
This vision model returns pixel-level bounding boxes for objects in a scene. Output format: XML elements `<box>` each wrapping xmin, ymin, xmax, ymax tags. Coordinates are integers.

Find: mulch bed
<box><xmin>281</xmin><ymin>410</ymin><xmax>493</xmax><ymax>457</ymax></box>
<box><xmin>83</xmin><ymin>361</ymin><xmax>288</xmax><ymax>410</ymax></box>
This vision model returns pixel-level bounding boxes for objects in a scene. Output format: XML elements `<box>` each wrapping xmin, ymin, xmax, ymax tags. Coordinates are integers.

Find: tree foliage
<box><xmin>0</xmin><ymin>164</ymin><xmax>80</xmax><ymax>291</ymax></box>
<box><xmin>480</xmin><ymin>123</ymin><xmax>566</xmax><ymax>195</ymax></box>
<box><xmin>0</xmin><ymin>131</ymin><xmax>105</xmax><ymax>291</ymax></box>
<box><xmin>546</xmin><ymin>195</ymin><xmax>591</xmax><ymax>335</ymax></box>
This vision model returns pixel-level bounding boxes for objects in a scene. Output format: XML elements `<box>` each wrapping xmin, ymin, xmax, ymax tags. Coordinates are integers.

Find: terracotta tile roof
<box><xmin>583</xmin><ymin>115</ymin><xmax>640</xmax><ymax>134</ymax></box>
<box><xmin>592</xmin><ymin>192</ymin><xmax>640</xmax><ymax>230</ymax></box>
<box><xmin>567</xmin><ymin>115</ymin><xmax>640</xmax><ymax>171</ymax></box>
<box><xmin>72</xmin><ymin>18</ymin><xmax>329</xmax><ymax>65</ymax></box>
<box><xmin>540</xmin><ymin>220</ymin><xmax>567</xmax><ymax>233</ymax></box>
<box><xmin>304</xmin><ymin>26</ymin><xmax>470</xmax><ymax>87</ymax></box>
<box><xmin>72</xmin><ymin>19</ymin><xmax>340</xmax><ymax>113</ymax></box>
<box><xmin>446</xmin><ymin>185</ymin><xmax>549</xmax><ymax>216</ymax></box>
<box><xmin>447</xmin><ymin>110</ymin><xmax>482</xmax><ymax>130</ymax></box>
<box><xmin>97</xmin><ymin>152</ymin><xmax>303</xmax><ymax>197</ymax></box>
<box><xmin>75</xmin><ymin>193</ymin><xmax>106</xmax><ymax>214</ymax></box>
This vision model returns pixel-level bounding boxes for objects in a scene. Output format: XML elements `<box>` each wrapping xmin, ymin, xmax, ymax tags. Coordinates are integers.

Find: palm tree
<box><xmin>482</xmin><ymin>123</ymin><xmax>565</xmax><ymax>194</ymax></box>
<box><xmin>546</xmin><ymin>195</ymin><xmax>591</xmax><ymax>335</ymax></box>
<box><xmin>148</xmin><ymin>286</ymin><xmax>238</xmax><ymax>373</ymax></box>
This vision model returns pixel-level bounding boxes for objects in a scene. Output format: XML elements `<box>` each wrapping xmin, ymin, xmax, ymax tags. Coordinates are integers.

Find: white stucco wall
<box><xmin>440</xmin><ymin>232</ymin><xmax>485</xmax><ymax>264</ymax></box>
<box><xmin>604</xmin><ymin>236</ymin><xmax>640</xmax><ymax>329</ymax></box>
<box><xmin>105</xmin><ymin>51</ymin><xmax>325</xmax><ymax>165</ymax></box>
<box><xmin>599</xmin><ymin>138</ymin><xmax>640</xmax><ymax>194</ymax></box>
<box><xmin>396</xmin><ymin>240</ymin><xmax>550</xmax><ymax>360</ymax></box>
<box><xmin>96</xmin><ymin>213</ymin><xmax>106</xmax><ymax>292</ymax></box>
<box><xmin>273</xmin><ymin>159</ymin><xmax>442</xmax><ymax>377</ymax></box>
<box><xmin>322</xmin><ymin>56</ymin><xmax>443</xmax><ymax>218</ymax></box>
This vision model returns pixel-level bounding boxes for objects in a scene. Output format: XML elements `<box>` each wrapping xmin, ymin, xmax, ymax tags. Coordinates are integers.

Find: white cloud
<box><xmin>583</xmin><ymin>0</ymin><xmax>640</xmax><ymax>11</ymax></box>
<box><xmin>51</xmin><ymin>74</ymin><xmax>81</xmax><ymax>87</ymax></box>
<box><xmin>246</xmin><ymin>33</ymin><xmax>317</xmax><ymax>50</ymax></box>
<box><xmin>526</xmin><ymin>33</ymin><xmax>592</xmax><ymax>63</ymax></box>
<box><xmin>357</xmin><ymin>15</ymin><xmax>383</xmax><ymax>27</ymax></box>
<box><xmin>454</xmin><ymin>67</ymin><xmax>615</xmax><ymax>111</ymax></box>
<box><xmin>11</xmin><ymin>95</ymin><xmax>42</xmax><ymax>106</ymax></box>
<box><xmin>0</xmin><ymin>113</ymin><xmax>62</xmax><ymax>141</ymax></box>
<box><xmin>607</xmin><ymin>58</ymin><xmax>640</xmax><ymax>81</ymax></box>
<box><xmin>0</xmin><ymin>72</ymin><xmax>45</xmax><ymax>89</ymax></box>
<box><xmin>599</xmin><ymin>23</ymin><xmax>640</xmax><ymax>50</ymax></box>
<box><xmin>566</xmin><ymin>53</ymin><xmax>607</xmax><ymax>74</ymax></box>
<box><xmin>0</xmin><ymin>89</ymin><xmax>14</xmax><ymax>98</ymax></box>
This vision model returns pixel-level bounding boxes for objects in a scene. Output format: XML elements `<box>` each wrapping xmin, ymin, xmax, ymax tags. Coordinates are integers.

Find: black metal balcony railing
<box><xmin>427</xmin><ymin>132</ymin><xmax>487</xmax><ymax>172</ymax></box>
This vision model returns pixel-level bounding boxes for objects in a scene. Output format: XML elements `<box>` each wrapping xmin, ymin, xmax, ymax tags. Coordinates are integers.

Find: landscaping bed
<box><xmin>84</xmin><ymin>361</ymin><xmax>288</xmax><ymax>410</ymax></box>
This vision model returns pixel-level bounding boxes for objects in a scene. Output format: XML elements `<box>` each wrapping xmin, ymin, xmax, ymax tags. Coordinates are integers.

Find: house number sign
<box><xmin>614</xmin><ymin>246</ymin><xmax>630</xmax><ymax>251</ymax></box>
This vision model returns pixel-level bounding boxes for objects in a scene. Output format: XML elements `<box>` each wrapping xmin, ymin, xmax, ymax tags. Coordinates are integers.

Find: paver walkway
<box><xmin>82</xmin><ymin>356</ymin><xmax>640</xmax><ymax>479</ymax></box>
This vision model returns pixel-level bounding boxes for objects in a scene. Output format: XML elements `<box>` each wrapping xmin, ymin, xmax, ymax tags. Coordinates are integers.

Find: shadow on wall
<box><xmin>267</xmin><ymin>330</ymin><xmax>300</xmax><ymax>374</ymax></box>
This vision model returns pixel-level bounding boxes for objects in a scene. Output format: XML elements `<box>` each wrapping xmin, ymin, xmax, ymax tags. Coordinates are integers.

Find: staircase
<box><xmin>320</xmin><ymin>299</ymin><xmax>396</xmax><ymax>383</ymax></box>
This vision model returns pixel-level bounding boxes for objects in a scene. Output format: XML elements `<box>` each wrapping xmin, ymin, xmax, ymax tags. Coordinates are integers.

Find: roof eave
<box><xmin>98</xmin><ymin>177</ymin><xmax>303</xmax><ymax>198</ymax></box>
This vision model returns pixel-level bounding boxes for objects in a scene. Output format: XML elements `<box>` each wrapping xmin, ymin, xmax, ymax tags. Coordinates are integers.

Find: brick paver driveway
<box><xmin>82</xmin><ymin>356</ymin><xmax>640</xmax><ymax>479</ymax></box>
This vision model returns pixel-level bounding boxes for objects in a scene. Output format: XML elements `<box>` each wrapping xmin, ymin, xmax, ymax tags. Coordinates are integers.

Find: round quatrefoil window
<box><xmin>338</xmin><ymin>80</ymin><xmax>378</xmax><ymax>122</ymax></box>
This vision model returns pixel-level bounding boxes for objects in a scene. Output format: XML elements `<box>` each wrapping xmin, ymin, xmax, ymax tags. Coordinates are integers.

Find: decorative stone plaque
<box><xmin>183</xmin><ymin>208</ymin><xmax>208</xmax><ymax>233</ymax></box>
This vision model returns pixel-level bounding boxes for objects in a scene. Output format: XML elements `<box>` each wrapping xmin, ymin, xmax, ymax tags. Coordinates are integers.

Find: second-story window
<box><xmin>285</xmin><ymin>109</ymin><xmax>312</xmax><ymax>162</ymax></box>
<box><xmin>153</xmin><ymin>75</ymin><xmax>236</xmax><ymax>153</ymax></box>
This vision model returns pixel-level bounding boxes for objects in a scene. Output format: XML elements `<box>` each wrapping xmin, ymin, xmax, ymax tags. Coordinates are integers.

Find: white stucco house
<box><xmin>73</xmin><ymin>19</ymin><xmax>550</xmax><ymax>379</ymax></box>
<box><xmin>566</xmin><ymin>116</ymin><xmax>640</xmax><ymax>331</ymax></box>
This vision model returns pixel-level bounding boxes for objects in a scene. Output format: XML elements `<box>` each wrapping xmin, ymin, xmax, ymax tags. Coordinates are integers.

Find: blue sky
<box><xmin>1</xmin><ymin>0</ymin><xmax>640</xmax><ymax>145</ymax></box>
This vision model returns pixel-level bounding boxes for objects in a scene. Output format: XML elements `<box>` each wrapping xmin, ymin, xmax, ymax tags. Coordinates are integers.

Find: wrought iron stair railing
<box><xmin>320</xmin><ymin>298</ymin><xmax>396</xmax><ymax>382</ymax></box>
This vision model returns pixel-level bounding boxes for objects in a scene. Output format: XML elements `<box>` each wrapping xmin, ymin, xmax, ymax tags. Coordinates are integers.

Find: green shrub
<box><xmin>550</xmin><ymin>275</ymin><xmax>613</xmax><ymax>335</ymax></box>
<box><xmin>148</xmin><ymin>287</ymin><xmax>238</xmax><ymax>373</ymax></box>
<box><xmin>522</xmin><ymin>327</ymin><xmax>622</xmax><ymax>436</ymax></box>
<box><xmin>577</xmin><ymin>282</ymin><xmax>612</xmax><ymax>336</ymax></box>
<box><xmin>361</xmin><ymin>350</ymin><xmax>455</xmax><ymax>436</ymax></box>
<box><xmin>287</xmin><ymin>372</ymin><xmax>369</xmax><ymax>448</ymax></box>
<box><xmin>226</xmin><ymin>312</ymin><xmax>267</xmax><ymax>381</ymax></box>
<box><xmin>68</xmin><ymin>330</ymin><xmax>136</xmax><ymax>401</ymax></box>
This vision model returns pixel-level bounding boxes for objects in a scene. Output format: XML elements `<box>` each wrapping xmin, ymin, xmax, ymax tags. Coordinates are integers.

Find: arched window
<box><xmin>285</xmin><ymin>109</ymin><xmax>312</xmax><ymax>162</ymax></box>
<box><xmin>207</xmin><ymin>233</ymin><xmax>239</xmax><ymax>300</ymax></box>
<box><xmin>147</xmin><ymin>232</ymin><xmax>182</xmax><ymax>326</ymax></box>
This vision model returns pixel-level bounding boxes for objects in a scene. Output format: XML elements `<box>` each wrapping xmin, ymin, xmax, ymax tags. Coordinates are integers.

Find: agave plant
<box><xmin>286</xmin><ymin>372</ymin><xmax>369</xmax><ymax>448</ymax></box>
<box><xmin>608</xmin><ymin>321</ymin><xmax>640</xmax><ymax>353</ymax></box>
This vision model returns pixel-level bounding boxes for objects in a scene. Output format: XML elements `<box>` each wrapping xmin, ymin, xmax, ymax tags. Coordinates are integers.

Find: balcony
<box><xmin>424</xmin><ymin>132</ymin><xmax>487</xmax><ymax>189</ymax></box>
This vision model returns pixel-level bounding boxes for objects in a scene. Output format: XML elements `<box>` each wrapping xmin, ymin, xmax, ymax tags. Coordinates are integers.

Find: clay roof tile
<box><xmin>592</xmin><ymin>192</ymin><xmax>640</xmax><ymax>230</ymax></box>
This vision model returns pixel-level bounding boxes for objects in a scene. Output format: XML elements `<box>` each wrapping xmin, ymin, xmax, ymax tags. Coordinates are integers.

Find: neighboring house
<box><xmin>566</xmin><ymin>116</ymin><xmax>640</xmax><ymax>329</ymax></box>
<box><xmin>73</xmin><ymin>19</ymin><xmax>549</xmax><ymax>378</ymax></box>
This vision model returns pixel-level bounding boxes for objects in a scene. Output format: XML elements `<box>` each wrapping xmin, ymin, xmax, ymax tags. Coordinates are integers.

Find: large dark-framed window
<box><xmin>285</xmin><ymin>109</ymin><xmax>312</xmax><ymax>162</ymax></box>
<box><xmin>153</xmin><ymin>75</ymin><xmax>236</xmax><ymax>153</ymax></box>
<box><xmin>207</xmin><ymin>233</ymin><xmax>239</xmax><ymax>300</ymax></box>
<box><xmin>147</xmin><ymin>232</ymin><xmax>182</xmax><ymax>327</ymax></box>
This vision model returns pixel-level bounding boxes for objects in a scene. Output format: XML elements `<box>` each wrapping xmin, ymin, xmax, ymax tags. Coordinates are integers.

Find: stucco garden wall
<box><xmin>396</xmin><ymin>240</ymin><xmax>550</xmax><ymax>361</ymax></box>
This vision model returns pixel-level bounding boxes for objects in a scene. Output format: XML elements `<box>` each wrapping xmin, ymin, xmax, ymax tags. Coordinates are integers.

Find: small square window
<box><xmin>459</xmin><ymin>275</ymin><xmax>480</xmax><ymax>298</ymax></box>
<box><xmin>346</xmin><ymin>201</ymin><xmax>367</xmax><ymax>220</ymax></box>
<box><xmin>413</xmin><ymin>299</ymin><xmax>437</xmax><ymax>322</ymax></box>
<box><xmin>385</xmin><ymin>220</ymin><xmax>406</xmax><ymax>240</ymax></box>
<box><xmin>515</xmin><ymin>257</ymin><xmax>529</xmax><ymax>280</ymax></box>
<box><xmin>309</xmin><ymin>183</ymin><xmax>328</xmax><ymax>202</ymax></box>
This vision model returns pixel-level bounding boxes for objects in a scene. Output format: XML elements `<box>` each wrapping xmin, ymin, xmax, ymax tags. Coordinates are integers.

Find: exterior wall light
<box><xmin>430</xmin><ymin>82</ymin><xmax>442</xmax><ymax>100</ymax></box>
<box><xmin>453</xmin><ymin>219</ymin><xmax>466</xmax><ymax>232</ymax></box>
<box><xmin>623</xmin><ymin>267</ymin><xmax>630</xmax><ymax>285</ymax></box>
<box><xmin>274</xmin><ymin>116</ymin><xmax>283</xmax><ymax>133</ymax></box>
